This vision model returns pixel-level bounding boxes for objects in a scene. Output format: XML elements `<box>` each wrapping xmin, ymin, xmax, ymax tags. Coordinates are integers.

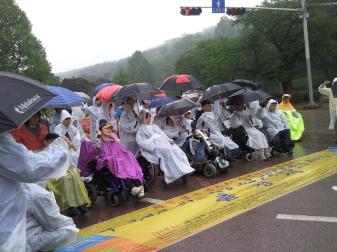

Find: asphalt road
<box><xmin>74</xmin><ymin>108</ymin><xmax>337</xmax><ymax>252</ymax></box>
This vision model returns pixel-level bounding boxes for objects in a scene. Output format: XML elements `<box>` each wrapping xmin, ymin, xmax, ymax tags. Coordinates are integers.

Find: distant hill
<box><xmin>57</xmin><ymin>17</ymin><xmax>239</xmax><ymax>83</ymax></box>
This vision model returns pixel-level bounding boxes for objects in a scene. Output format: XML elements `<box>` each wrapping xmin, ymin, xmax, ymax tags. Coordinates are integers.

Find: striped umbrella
<box><xmin>45</xmin><ymin>85</ymin><xmax>85</xmax><ymax>108</ymax></box>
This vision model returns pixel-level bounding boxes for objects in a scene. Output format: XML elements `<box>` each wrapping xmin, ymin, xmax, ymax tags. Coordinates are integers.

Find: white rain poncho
<box><xmin>54</xmin><ymin>110</ymin><xmax>81</xmax><ymax>166</ymax></box>
<box><xmin>119</xmin><ymin>110</ymin><xmax>139</xmax><ymax>155</ymax></box>
<box><xmin>318</xmin><ymin>79</ymin><xmax>337</xmax><ymax>129</ymax></box>
<box><xmin>181</xmin><ymin>117</ymin><xmax>193</xmax><ymax>132</ymax></box>
<box><xmin>72</xmin><ymin>116</ymin><xmax>88</xmax><ymax>143</ymax></box>
<box><xmin>23</xmin><ymin>183</ymin><xmax>78</xmax><ymax>252</ymax></box>
<box><xmin>230</xmin><ymin>110</ymin><xmax>269</xmax><ymax>150</ymax></box>
<box><xmin>136</xmin><ymin>120</ymin><xmax>194</xmax><ymax>184</ymax></box>
<box><xmin>162</xmin><ymin>118</ymin><xmax>188</xmax><ymax>147</ymax></box>
<box><xmin>256</xmin><ymin>99</ymin><xmax>289</xmax><ymax>138</ymax></box>
<box><xmin>196</xmin><ymin>112</ymin><xmax>239</xmax><ymax>150</ymax></box>
<box><xmin>81</xmin><ymin>101</ymin><xmax>103</xmax><ymax>141</ymax></box>
<box><xmin>0</xmin><ymin>133</ymin><xmax>69</xmax><ymax>252</ymax></box>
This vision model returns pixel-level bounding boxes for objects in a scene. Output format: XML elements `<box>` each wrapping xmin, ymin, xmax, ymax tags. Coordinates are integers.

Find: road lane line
<box><xmin>140</xmin><ymin>198</ymin><xmax>164</xmax><ymax>204</ymax></box>
<box><xmin>276</xmin><ymin>214</ymin><xmax>337</xmax><ymax>223</ymax></box>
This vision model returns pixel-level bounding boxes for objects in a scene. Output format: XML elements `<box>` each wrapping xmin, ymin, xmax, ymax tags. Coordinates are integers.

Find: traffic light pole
<box><xmin>301</xmin><ymin>0</ymin><xmax>316</xmax><ymax>107</ymax></box>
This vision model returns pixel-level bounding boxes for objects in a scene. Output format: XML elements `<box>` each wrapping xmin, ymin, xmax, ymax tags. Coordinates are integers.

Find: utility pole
<box><xmin>301</xmin><ymin>0</ymin><xmax>317</xmax><ymax>107</ymax></box>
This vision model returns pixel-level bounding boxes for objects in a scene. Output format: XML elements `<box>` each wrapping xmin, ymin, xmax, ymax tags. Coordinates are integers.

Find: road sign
<box><xmin>212</xmin><ymin>0</ymin><xmax>225</xmax><ymax>13</ymax></box>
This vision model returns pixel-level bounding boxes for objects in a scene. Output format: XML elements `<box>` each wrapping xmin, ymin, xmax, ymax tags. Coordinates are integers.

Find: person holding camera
<box><xmin>318</xmin><ymin>78</ymin><xmax>337</xmax><ymax>130</ymax></box>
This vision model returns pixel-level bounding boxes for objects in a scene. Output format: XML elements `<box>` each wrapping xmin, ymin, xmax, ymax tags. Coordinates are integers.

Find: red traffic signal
<box><xmin>180</xmin><ymin>7</ymin><xmax>202</xmax><ymax>16</ymax></box>
<box><xmin>226</xmin><ymin>7</ymin><xmax>247</xmax><ymax>16</ymax></box>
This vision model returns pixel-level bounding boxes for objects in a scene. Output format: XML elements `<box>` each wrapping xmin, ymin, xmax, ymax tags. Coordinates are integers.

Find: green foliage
<box><xmin>112</xmin><ymin>67</ymin><xmax>129</xmax><ymax>85</ymax></box>
<box><xmin>127</xmin><ymin>51</ymin><xmax>156</xmax><ymax>83</ymax></box>
<box><xmin>0</xmin><ymin>0</ymin><xmax>54</xmax><ymax>83</ymax></box>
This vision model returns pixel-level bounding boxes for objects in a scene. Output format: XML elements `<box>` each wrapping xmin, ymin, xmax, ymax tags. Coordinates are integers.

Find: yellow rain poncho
<box><xmin>278</xmin><ymin>94</ymin><xmax>304</xmax><ymax>141</ymax></box>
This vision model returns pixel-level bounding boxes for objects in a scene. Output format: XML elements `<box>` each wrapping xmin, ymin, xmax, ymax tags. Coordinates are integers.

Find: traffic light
<box><xmin>226</xmin><ymin>8</ymin><xmax>247</xmax><ymax>16</ymax></box>
<box><xmin>180</xmin><ymin>7</ymin><xmax>202</xmax><ymax>16</ymax></box>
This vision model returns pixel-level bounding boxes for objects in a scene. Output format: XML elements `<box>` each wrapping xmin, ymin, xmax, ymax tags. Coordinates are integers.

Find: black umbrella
<box><xmin>232</xmin><ymin>79</ymin><xmax>260</xmax><ymax>90</ymax></box>
<box><xmin>227</xmin><ymin>88</ymin><xmax>271</xmax><ymax>105</ymax></box>
<box><xmin>160</xmin><ymin>74</ymin><xmax>204</xmax><ymax>93</ymax></box>
<box><xmin>199</xmin><ymin>82</ymin><xmax>242</xmax><ymax>103</ymax></box>
<box><xmin>156</xmin><ymin>98</ymin><xmax>199</xmax><ymax>118</ymax></box>
<box><xmin>111</xmin><ymin>82</ymin><xmax>160</xmax><ymax>102</ymax></box>
<box><xmin>0</xmin><ymin>72</ymin><xmax>56</xmax><ymax>135</ymax></box>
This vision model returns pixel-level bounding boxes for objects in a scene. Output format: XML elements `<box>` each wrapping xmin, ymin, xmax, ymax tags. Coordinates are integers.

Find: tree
<box><xmin>0</xmin><ymin>0</ymin><xmax>54</xmax><ymax>83</ymax></box>
<box><xmin>112</xmin><ymin>67</ymin><xmax>129</xmax><ymax>85</ymax></box>
<box><xmin>127</xmin><ymin>51</ymin><xmax>156</xmax><ymax>83</ymax></box>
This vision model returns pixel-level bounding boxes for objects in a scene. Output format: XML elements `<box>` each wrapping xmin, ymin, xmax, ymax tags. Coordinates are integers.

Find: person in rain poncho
<box><xmin>162</xmin><ymin>117</ymin><xmax>188</xmax><ymax>147</ymax></box>
<box><xmin>0</xmin><ymin>130</ymin><xmax>72</xmax><ymax>252</ymax></box>
<box><xmin>53</xmin><ymin>110</ymin><xmax>81</xmax><ymax>166</ymax></box>
<box><xmin>23</xmin><ymin>182</ymin><xmax>78</xmax><ymax>252</ymax></box>
<box><xmin>49</xmin><ymin>108</ymin><xmax>62</xmax><ymax>132</ymax></box>
<box><xmin>230</xmin><ymin>102</ymin><xmax>270</xmax><ymax>160</ymax></box>
<box><xmin>278</xmin><ymin>94</ymin><xmax>304</xmax><ymax>141</ymax></box>
<box><xmin>72</xmin><ymin>115</ymin><xmax>89</xmax><ymax>142</ymax></box>
<box><xmin>78</xmin><ymin>119</ymin><xmax>145</xmax><ymax>198</ymax></box>
<box><xmin>11</xmin><ymin>111</ymin><xmax>49</xmax><ymax>151</ymax></box>
<box><xmin>119</xmin><ymin>97</ymin><xmax>140</xmax><ymax>155</ymax></box>
<box><xmin>257</xmin><ymin>99</ymin><xmax>292</xmax><ymax>153</ymax></box>
<box><xmin>196</xmin><ymin>101</ymin><xmax>240</xmax><ymax>158</ymax></box>
<box><xmin>318</xmin><ymin>78</ymin><xmax>337</xmax><ymax>130</ymax></box>
<box><xmin>181</xmin><ymin>111</ymin><xmax>194</xmax><ymax>134</ymax></box>
<box><xmin>46</xmin><ymin>133</ymin><xmax>91</xmax><ymax>216</ymax></box>
<box><xmin>136</xmin><ymin>111</ymin><xmax>194</xmax><ymax>184</ymax></box>
<box><xmin>81</xmin><ymin>97</ymin><xmax>103</xmax><ymax>141</ymax></box>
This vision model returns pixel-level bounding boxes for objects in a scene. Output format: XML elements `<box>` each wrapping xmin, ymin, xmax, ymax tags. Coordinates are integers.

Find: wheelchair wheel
<box><xmin>105</xmin><ymin>191</ymin><xmax>120</xmax><ymax>207</ymax></box>
<box><xmin>85</xmin><ymin>183</ymin><xmax>97</xmax><ymax>205</ymax></box>
<box><xmin>203</xmin><ymin>163</ymin><xmax>217</xmax><ymax>178</ymax></box>
<box><xmin>245</xmin><ymin>152</ymin><xmax>253</xmax><ymax>162</ymax></box>
<box><xmin>143</xmin><ymin>162</ymin><xmax>158</xmax><ymax>189</ymax></box>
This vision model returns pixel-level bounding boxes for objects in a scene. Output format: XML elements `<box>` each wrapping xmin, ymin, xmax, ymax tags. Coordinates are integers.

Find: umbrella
<box><xmin>149</xmin><ymin>97</ymin><xmax>178</xmax><ymax>108</ymax></box>
<box><xmin>199</xmin><ymin>83</ymin><xmax>242</xmax><ymax>103</ymax></box>
<box><xmin>232</xmin><ymin>79</ymin><xmax>260</xmax><ymax>90</ymax></box>
<box><xmin>156</xmin><ymin>98</ymin><xmax>199</xmax><ymax>118</ymax></box>
<box><xmin>75</xmin><ymin>91</ymin><xmax>92</xmax><ymax>103</ymax></box>
<box><xmin>160</xmin><ymin>74</ymin><xmax>204</xmax><ymax>93</ymax></box>
<box><xmin>0</xmin><ymin>71</ymin><xmax>56</xmax><ymax>135</ymax></box>
<box><xmin>96</xmin><ymin>85</ymin><xmax>122</xmax><ymax>102</ymax></box>
<box><xmin>111</xmin><ymin>82</ymin><xmax>160</xmax><ymax>102</ymax></box>
<box><xmin>92</xmin><ymin>83</ymin><xmax>112</xmax><ymax>96</ymax></box>
<box><xmin>227</xmin><ymin>88</ymin><xmax>271</xmax><ymax>105</ymax></box>
<box><xmin>45</xmin><ymin>85</ymin><xmax>85</xmax><ymax>108</ymax></box>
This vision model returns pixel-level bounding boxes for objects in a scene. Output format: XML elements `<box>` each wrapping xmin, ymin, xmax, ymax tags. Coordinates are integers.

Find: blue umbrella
<box><xmin>92</xmin><ymin>83</ymin><xmax>112</xmax><ymax>96</ymax></box>
<box><xmin>45</xmin><ymin>85</ymin><xmax>85</xmax><ymax>108</ymax></box>
<box><xmin>149</xmin><ymin>97</ymin><xmax>177</xmax><ymax>108</ymax></box>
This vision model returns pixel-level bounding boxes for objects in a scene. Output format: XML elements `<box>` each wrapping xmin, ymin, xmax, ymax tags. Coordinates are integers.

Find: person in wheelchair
<box><xmin>78</xmin><ymin>119</ymin><xmax>145</xmax><ymax>198</ymax></box>
<box><xmin>230</xmin><ymin>102</ymin><xmax>270</xmax><ymax>160</ymax></box>
<box><xmin>136</xmin><ymin>111</ymin><xmax>194</xmax><ymax>184</ymax></box>
<box><xmin>257</xmin><ymin>99</ymin><xmax>292</xmax><ymax>154</ymax></box>
<box><xmin>196</xmin><ymin>101</ymin><xmax>241</xmax><ymax>160</ymax></box>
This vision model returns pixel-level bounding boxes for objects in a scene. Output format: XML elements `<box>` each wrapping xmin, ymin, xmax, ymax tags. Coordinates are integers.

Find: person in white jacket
<box><xmin>318</xmin><ymin>78</ymin><xmax>337</xmax><ymax>130</ymax></box>
<box><xmin>0</xmin><ymin>132</ymin><xmax>70</xmax><ymax>252</ymax></box>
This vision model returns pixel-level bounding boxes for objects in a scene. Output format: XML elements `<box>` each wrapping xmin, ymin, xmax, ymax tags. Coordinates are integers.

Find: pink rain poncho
<box><xmin>78</xmin><ymin>139</ymin><xmax>143</xmax><ymax>182</ymax></box>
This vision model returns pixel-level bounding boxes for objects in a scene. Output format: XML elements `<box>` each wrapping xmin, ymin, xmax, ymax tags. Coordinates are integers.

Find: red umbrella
<box><xmin>96</xmin><ymin>84</ymin><xmax>122</xmax><ymax>101</ymax></box>
<box><xmin>160</xmin><ymin>74</ymin><xmax>204</xmax><ymax>93</ymax></box>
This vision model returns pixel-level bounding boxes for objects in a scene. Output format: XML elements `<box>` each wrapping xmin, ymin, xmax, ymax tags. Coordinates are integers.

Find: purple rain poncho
<box><xmin>77</xmin><ymin>138</ymin><xmax>143</xmax><ymax>182</ymax></box>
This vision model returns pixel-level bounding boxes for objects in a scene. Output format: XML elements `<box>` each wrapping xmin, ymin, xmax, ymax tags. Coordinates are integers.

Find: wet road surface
<box><xmin>74</xmin><ymin>108</ymin><xmax>337</xmax><ymax>251</ymax></box>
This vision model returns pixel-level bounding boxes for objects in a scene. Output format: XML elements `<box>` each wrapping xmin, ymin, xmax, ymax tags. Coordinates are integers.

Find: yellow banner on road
<box><xmin>57</xmin><ymin>150</ymin><xmax>337</xmax><ymax>252</ymax></box>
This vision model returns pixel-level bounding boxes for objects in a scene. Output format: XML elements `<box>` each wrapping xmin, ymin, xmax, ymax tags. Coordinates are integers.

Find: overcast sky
<box><xmin>16</xmin><ymin>0</ymin><xmax>263</xmax><ymax>73</ymax></box>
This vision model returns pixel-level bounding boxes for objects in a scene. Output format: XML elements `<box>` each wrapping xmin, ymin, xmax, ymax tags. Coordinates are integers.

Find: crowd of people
<box><xmin>0</xmin><ymin>82</ymin><xmax>310</xmax><ymax>251</ymax></box>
